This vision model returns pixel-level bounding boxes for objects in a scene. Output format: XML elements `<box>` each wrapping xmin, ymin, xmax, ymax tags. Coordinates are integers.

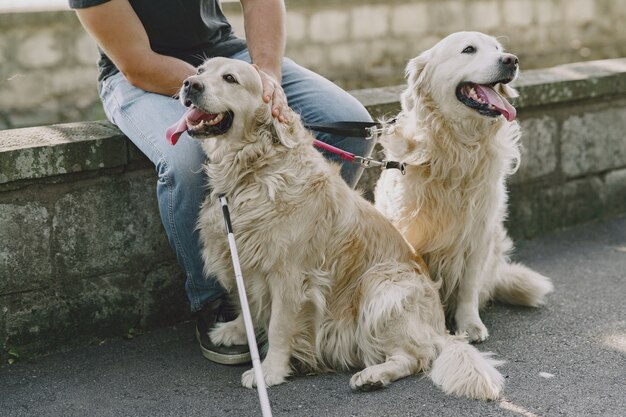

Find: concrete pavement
<box><xmin>1</xmin><ymin>215</ymin><xmax>625</xmax><ymax>417</ymax></box>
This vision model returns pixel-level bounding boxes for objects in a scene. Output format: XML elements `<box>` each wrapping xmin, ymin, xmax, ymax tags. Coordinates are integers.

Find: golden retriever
<box><xmin>375</xmin><ymin>32</ymin><xmax>554</xmax><ymax>343</ymax></box>
<box><xmin>167</xmin><ymin>57</ymin><xmax>504</xmax><ymax>400</ymax></box>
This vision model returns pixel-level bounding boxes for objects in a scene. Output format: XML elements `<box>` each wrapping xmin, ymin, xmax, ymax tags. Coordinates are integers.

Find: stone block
<box><xmin>390</xmin><ymin>3</ymin><xmax>429</xmax><ymax>36</ymax></box>
<box><xmin>512</xmin><ymin>116</ymin><xmax>558</xmax><ymax>184</ymax></box>
<box><xmin>16</xmin><ymin>29</ymin><xmax>63</xmax><ymax>69</ymax></box>
<box><xmin>309</xmin><ymin>10</ymin><xmax>349</xmax><ymax>44</ymax></box>
<box><xmin>605</xmin><ymin>168</ymin><xmax>626</xmax><ymax>215</ymax></box>
<box><xmin>508</xmin><ymin>176</ymin><xmax>606</xmax><ymax>239</ymax></box>
<box><xmin>0</xmin><ymin>123</ymin><xmax>128</xmax><ymax>184</ymax></box>
<box><xmin>0</xmin><ymin>36</ymin><xmax>7</xmax><ymax>64</ymax></box>
<box><xmin>2</xmin><ymin>291</ymin><xmax>71</xmax><ymax>356</ymax></box>
<box><xmin>50</xmin><ymin>67</ymin><xmax>101</xmax><ymax>96</ymax></box>
<box><xmin>292</xmin><ymin>45</ymin><xmax>330</xmax><ymax>70</ymax></box>
<box><xmin>140</xmin><ymin>264</ymin><xmax>189</xmax><ymax>328</ymax></box>
<box><xmin>468</xmin><ymin>0</ymin><xmax>502</xmax><ymax>31</ymax></box>
<box><xmin>74</xmin><ymin>32</ymin><xmax>100</xmax><ymax>66</ymax></box>
<box><xmin>0</xmin><ymin>71</ymin><xmax>53</xmax><ymax>110</ymax></box>
<box><xmin>329</xmin><ymin>42</ymin><xmax>369</xmax><ymax>68</ymax></box>
<box><xmin>612</xmin><ymin>0</ymin><xmax>626</xmax><ymax>19</ymax></box>
<box><xmin>1</xmin><ymin>271</ymin><xmax>146</xmax><ymax>356</ymax></box>
<box><xmin>535</xmin><ymin>0</ymin><xmax>562</xmax><ymax>24</ymax></box>
<box><xmin>7</xmin><ymin>109</ymin><xmax>60</xmax><ymax>130</ymax></box>
<box><xmin>502</xmin><ymin>0</ymin><xmax>534</xmax><ymax>27</ymax></box>
<box><xmin>561</xmin><ymin>107</ymin><xmax>626</xmax><ymax>178</ymax></box>
<box><xmin>51</xmin><ymin>172</ymin><xmax>170</xmax><ymax>278</ymax></box>
<box><xmin>0</xmin><ymin>203</ymin><xmax>51</xmax><ymax>295</ymax></box>
<box><xmin>564</xmin><ymin>0</ymin><xmax>595</xmax><ymax>23</ymax></box>
<box><xmin>286</xmin><ymin>12</ymin><xmax>307</xmax><ymax>43</ymax></box>
<box><xmin>428</xmin><ymin>0</ymin><xmax>465</xmax><ymax>32</ymax></box>
<box><xmin>514</xmin><ymin>60</ymin><xmax>626</xmax><ymax>108</ymax></box>
<box><xmin>351</xmin><ymin>5</ymin><xmax>389</xmax><ymax>40</ymax></box>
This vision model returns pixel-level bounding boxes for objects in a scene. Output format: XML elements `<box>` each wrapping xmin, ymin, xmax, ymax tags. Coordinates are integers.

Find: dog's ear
<box><xmin>254</xmin><ymin>105</ymin><xmax>299</xmax><ymax>148</ymax></box>
<box><xmin>495</xmin><ymin>83</ymin><xmax>519</xmax><ymax>99</ymax></box>
<box><xmin>402</xmin><ymin>49</ymin><xmax>432</xmax><ymax>110</ymax></box>
<box><xmin>270</xmin><ymin>115</ymin><xmax>298</xmax><ymax>148</ymax></box>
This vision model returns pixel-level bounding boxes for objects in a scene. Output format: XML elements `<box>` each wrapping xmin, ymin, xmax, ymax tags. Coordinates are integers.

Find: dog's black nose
<box><xmin>183</xmin><ymin>77</ymin><xmax>204</xmax><ymax>95</ymax></box>
<box><xmin>500</xmin><ymin>53</ymin><xmax>519</xmax><ymax>68</ymax></box>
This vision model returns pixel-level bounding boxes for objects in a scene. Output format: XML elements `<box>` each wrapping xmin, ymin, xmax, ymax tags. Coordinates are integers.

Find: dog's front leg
<box><xmin>241</xmin><ymin>284</ymin><xmax>296</xmax><ymax>388</ymax></box>
<box><xmin>455</xmin><ymin>249</ymin><xmax>490</xmax><ymax>342</ymax></box>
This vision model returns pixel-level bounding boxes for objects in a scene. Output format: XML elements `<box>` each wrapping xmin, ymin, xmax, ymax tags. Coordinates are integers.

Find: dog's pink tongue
<box><xmin>165</xmin><ymin>107</ymin><xmax>206</xmax><ymax>145</ymax></box>
<box><xmin>475</xmin><ymin>85</ymin><xmax>517</xmax><ymax>122</ymax></box>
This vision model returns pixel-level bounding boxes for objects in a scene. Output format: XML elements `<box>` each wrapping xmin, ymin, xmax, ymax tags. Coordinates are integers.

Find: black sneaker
<box><xmin>195</xmin><ymin>298</ymin><xmax>251</xmax><ymax>365</ymax></box>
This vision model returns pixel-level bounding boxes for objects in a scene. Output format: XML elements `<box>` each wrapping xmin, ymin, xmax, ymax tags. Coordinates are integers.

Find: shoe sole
<box><xmin>195</xmin><ymin>327</ymin><xmax>252</xmax><ymax>365</ymax></box>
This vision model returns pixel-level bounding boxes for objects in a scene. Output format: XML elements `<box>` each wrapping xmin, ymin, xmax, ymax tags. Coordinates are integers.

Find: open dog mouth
<box><xmin>185</xmin><ymin>107</ymin><xmax>234</xmax><ymax>137</ymax></box>
<box><xmin>166</xmin><ymin>107</ymin><xmax>234</xmax><ymax>145</ymax></box>
<box><xmin>455</xmin><ymin>81</ymin><xmax>516</xmax><ymax>122</ymax></box>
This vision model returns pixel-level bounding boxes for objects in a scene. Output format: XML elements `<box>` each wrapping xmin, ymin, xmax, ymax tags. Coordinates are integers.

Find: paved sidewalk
<box><xmin>1</xmin><ymin>215</ymin><xmax>625</xmax><ymax>417</ymax></box>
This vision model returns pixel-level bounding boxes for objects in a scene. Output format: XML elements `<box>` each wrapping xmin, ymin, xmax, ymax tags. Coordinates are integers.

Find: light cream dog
<box><xmin>167</xmin><ymin>57</ymin><xmax>504</xmax><ymax>400</ymax></box>
<box><xmin>375</xmin><ymin>32</ymin><xmax>554</xmax><ymax>343</ymax></box>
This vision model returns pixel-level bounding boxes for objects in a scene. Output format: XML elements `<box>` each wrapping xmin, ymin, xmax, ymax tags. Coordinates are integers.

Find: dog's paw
<box><xmin>241</xmin><ymin>365</ymin><xmax>288</xmax><ymax>389</ymax></box>
<box><xmin>456</xmin><ymin>318</ymin><xmax>489</xmax><ymax>343</ymax></box>
<box><xmin>209</xmin><ymin>319</ymin><xmax>247</xmax><ymax>346</ymax></box>
<box><xmin>349</xmin><ymin>369</ymin><xmax>388</xmax><ymax>392</ymax></box>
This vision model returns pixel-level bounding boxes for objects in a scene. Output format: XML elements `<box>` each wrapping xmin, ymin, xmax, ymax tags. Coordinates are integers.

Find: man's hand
<box><xmin>254</xmin><ymin>65</ymin><xmax>288</xmax><ymax>123</ymax></box>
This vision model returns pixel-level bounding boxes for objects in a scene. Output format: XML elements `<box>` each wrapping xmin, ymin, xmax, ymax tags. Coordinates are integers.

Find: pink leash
<box><xmin>313</xmin><ymin>139</ymin><xmax>357</xmax><ymax>162</ymax></box>
<box><xmin>307</xmin><ymin>121</ymin><xmax>405</xmax><ymax>174</ymax></box>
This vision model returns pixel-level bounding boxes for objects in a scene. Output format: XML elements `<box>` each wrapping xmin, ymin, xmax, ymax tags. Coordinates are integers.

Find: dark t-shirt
<box><xmin>69</xmin><ymin>0</ymin><xmax>247</xmax><ymax>84</ymax></box>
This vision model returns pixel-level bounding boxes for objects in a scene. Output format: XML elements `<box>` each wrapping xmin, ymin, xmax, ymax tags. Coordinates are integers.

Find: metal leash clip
<box><xmin>354</xmin><ymin>156</ymin><xmax>406</xmax><ymax>175</ymax></box>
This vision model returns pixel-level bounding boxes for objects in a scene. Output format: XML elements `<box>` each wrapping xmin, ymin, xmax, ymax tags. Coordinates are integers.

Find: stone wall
<box><xmin>224</xmin><ymin>0</ymin><xmax>626</xmax><ymax>89</ymax></box>
<box><xmin>0</xmin><ymin>123</ymin><xmax>189</xmax><ymax>359</ymax></box>
<box><xmin>2</xmin><ymin>0</ymin><xmax>626</xmax><ymax>129</ymax></box>
<box><xmin>1</xmin><ymin>56</ymin><xmax>626</xmax><ymax>361</ymax></box>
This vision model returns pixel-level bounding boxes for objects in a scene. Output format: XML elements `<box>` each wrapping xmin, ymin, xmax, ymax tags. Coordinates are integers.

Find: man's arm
<box><xmin>241</xmin><ymin>0</ymin><xmax>288</xmax><ymax>121</ymax></box>
<box><xmin>74</xmin><ymin>0</ymin><xmax>195</xmax><ymax>96</ymax></box>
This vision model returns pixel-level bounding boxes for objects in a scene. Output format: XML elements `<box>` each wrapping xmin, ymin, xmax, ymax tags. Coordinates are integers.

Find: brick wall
<box><xmin>2</xmin><ymin>0</ymin><xmax>626</xmax><ymax>129</ymax></box>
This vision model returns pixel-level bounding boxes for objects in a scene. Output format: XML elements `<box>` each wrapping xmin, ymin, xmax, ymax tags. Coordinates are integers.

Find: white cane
<box><xmin>219</xmin><ymin>195</ymin><xmax>273</xmax><ymax>417</ymax></box>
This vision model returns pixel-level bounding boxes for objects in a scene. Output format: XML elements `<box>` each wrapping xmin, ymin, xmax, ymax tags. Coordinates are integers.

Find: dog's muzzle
<box><xmin>165</xmin><ymin>75</ymin><xmax>236</xmax><ymax>144</ymax></box>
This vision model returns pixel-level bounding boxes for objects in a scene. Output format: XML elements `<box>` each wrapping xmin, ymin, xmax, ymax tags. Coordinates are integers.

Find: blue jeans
<box><xmin>99</xmin><ymin>49</ymin><xmax>375</xmax><ymax>312</ymax></box>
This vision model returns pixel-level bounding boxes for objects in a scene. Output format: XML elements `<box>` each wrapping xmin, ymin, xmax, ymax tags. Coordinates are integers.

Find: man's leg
<box><xmin>99</xmin><ymin>72</ymin><xmax>250</xmax><ymax>364</ymax></box>
<box><xmin>230</xmin><ymin>50</ymin><xmax>376</xmax><ymax>187</ymax></box>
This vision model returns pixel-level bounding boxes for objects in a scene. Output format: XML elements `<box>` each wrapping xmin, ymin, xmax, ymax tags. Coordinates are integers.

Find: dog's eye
<box><xmin>222</xmin><ymin>74</ymin><xmax>238</xmax><ymax>84</ymax></box>
<box><xmin>197</xmin><ymin>67</ymin><xmax>205</xmax><ymax>75</ymax></box>
<box><xmin>462</xmin><ymin>46</ymin><xmax>476</xmax><ymax>54</ymax></box>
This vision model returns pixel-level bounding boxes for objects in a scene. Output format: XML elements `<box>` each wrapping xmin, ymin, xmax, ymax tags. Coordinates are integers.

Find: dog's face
<box><xmin>166</xmin><ymin>58</ymin><xmax>265</xmax><ymax>144</ymax></box>
<box><xmin>182</xmin><ymin>57</ymin><xmax>264</xmax><ymax>138</ymax></box>
<box><xmin>404</xmin><ymin>31</ymin><xmax>519</xmax><ymax>122</ymax></box>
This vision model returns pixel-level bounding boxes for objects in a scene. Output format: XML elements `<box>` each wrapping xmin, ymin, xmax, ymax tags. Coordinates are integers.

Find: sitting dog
<box><xmin>375</xmin><ymin>32</ymin><xmax>554</xmax><ymax>343</ymax></box>
<box><xmin>166</xmin><ymin>57</ymin><xmax>504</xmax><ymax>400</ymax></box>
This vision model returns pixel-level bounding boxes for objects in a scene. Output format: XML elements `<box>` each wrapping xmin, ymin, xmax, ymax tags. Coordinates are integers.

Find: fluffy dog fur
<box><xmin>375</xmin><ymin>32</ymin><xmax>554</xmax><ymax>342</ymax></box>
<box><xmin>172</xmin><ymin>57</ymin><xmax>505</xmax><ymax>400</ymax></box>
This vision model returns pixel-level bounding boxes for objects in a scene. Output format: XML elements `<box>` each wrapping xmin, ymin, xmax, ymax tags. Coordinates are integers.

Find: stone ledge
<box><xmin>0</xmin><ymin>122</ymin><xmax>127</xmax><ymax>185</ymax></box>
<box><xmin>2</xmin><ymin>58</ymin><xmax>626</xmax><ymax>188</ymax></box>
<box><xmin>513</xmin><ymin>59</ymin><xmax>626</xmax><ymax>108</ymax></box>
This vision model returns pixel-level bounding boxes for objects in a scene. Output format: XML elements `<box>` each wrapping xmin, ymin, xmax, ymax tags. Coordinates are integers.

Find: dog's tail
<box><xmin>493</xmin><ymin>262</ymin><xmax>554</xmax><ymax>307</ymax></box>
<box><xmin>430</xmin><ymin>335</ymin><xmax>504</xmax><ymax>401</ymax></box>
